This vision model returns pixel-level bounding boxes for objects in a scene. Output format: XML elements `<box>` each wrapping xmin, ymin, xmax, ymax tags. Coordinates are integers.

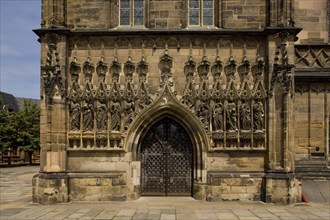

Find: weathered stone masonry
<box><xmin>33</xmin><ymin>0</ymin><xmax>329</xmax><ymax>205</ymax></box>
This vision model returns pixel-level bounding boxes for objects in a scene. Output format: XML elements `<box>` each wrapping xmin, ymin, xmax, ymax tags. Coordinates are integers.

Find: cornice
<box><xmin>33</xmin><ymin>27</ymin><xmax>302</xmax><ymax>38</ymax></box>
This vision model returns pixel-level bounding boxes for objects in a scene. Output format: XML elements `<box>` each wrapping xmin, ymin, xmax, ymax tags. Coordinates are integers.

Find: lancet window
<box><xmin>120</xmin><ymin>0</ymin><xmax>144</xmax><ymax>26</ymax></box>
<box><xmin>188</xmin><ymin>0</ymin><xmax>214</xmax><ymax>26</ymax></box>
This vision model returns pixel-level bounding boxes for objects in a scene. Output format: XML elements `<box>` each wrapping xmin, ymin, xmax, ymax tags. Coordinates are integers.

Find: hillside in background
<box><xmin>16</xmin><ymin>97</ymin><xmax>40</xmax><ymax>110</ymax></box>
<box><xmin>0</xmin><ymin>91</ymin><xmax>39</xmax><ymax>111</ymax></box>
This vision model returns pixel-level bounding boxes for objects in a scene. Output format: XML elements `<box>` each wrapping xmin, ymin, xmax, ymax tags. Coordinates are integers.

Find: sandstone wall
<box><xmin>294</xmin><ymin>0</ymin><xmax>329</xmax><ymax>44</ymax></box>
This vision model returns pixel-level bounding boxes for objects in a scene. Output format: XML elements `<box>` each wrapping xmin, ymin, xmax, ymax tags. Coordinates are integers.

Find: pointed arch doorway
<box><xmin>140</xmin><ymin>117</ymin><xmax>193</xmax><ymax>196</ymax></box>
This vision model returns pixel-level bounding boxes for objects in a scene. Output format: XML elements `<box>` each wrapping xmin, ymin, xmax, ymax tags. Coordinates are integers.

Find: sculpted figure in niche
<box><xmin>123</xmin><ymin>98</ymin><xmax>135</xmax><ymax>130</ymax></box>
<box><xmin>83</xmin><ymin>103</ymin><xmax>94</xmax><ymax>131</ymax></box>
<box><xmin>110</xmin><ymin>101</ymin><xmax>121</xmax><ymax>131</ymax></box>
<box><xmin>70</xmin><ymin>102</ymin><xmax>81</xmax><ymax>131</ymax></box>
<box><xmin>212</xmin><ymin>102</ymin><xmax>223</xmax><ymax>131</ymax></box>
<box><xmin>226</xmin><ymin>102</ymin><xmax>238</xmax><ymax>131</ymax></box>
<box><xmin>97</xmin><ymin>103</ymin><xmax>107</xmax><ymax>131</ymax></box>
<box><xmin>253</xmin><ymin>100</ymin><xmax>264</xmax><ymax>130</ymax></box>
<box><xmin>240</xmin><ymin>101</ymin><xmax>251</xmax><ymax>130</ymax></box>
<box><xmin>196</xmin><ymin>101</ymin><xmax>210</xmax><ymax>129</ymax></box>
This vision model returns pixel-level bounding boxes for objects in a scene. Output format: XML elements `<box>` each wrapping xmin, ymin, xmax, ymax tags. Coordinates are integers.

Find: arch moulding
<box><xmin>125</xmin><ymin>83</ymin><xmax>210</xmax><ymax>182</ymax></box>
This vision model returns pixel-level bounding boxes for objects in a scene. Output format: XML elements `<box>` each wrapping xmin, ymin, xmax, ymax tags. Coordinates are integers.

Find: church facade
<box><xmin>33</xmin><ymin>0</ymin><xmax>329</xmax><ymax>204</ymax></box>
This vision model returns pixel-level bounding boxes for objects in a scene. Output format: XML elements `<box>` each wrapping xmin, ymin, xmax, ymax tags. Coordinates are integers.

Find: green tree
<box><xmin>16</xmin><ymin>100</ymin><xmax>40</xmax><ymax>164</ymax></box>
<box><xmin>0</xmin><ymin>100</ymin><xmax>40</xmax><ymax>164</ymax></box>
<box><xmin>0</xmin><ymin>109</ymin><xmax>17</xmax><ymax>149</ymax></box>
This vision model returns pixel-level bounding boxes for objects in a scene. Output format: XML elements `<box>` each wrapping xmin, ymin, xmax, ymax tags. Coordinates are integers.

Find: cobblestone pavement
<box><xmin>0</xmin><ymin>166</ymin><xmax>329</xmax><ymax>220</ymax></box>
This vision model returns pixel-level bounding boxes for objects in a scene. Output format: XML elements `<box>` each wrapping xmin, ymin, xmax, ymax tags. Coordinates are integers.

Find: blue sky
<box><xmin>0</xmin><ymin>0</ymin><xmax>41</xmax><ymax>99</ymax></box>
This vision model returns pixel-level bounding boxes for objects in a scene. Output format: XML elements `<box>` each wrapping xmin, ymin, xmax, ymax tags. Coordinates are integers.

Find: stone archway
<box><xmin>125</xmin><ymin>84</ymin><xmax>209</xmax><ymax>186</ymax></box>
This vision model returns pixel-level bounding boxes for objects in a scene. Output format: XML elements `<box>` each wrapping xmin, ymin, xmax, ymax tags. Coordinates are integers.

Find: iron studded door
<box><xmin>141</xmin><ymin>118</ymin><xmax>193</xmax><ymax>196</ymax></box>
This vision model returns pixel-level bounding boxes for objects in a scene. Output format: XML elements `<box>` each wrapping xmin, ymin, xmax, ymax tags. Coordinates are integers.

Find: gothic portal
<box><xmin>33</xmin><ymin>0</ymin><xmax>329</xmax><ymax>205</ymax></box>
<box><xmin>140</xmin><ymin>118</ymin><xmax>193</xmax><ymax>196</ymax></box>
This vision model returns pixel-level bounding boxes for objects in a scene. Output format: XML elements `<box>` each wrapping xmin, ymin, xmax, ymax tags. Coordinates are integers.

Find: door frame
<box><xmin>140</xmin><ymin>117</ymin><xmax>194</xmax><ymax>196</ymax></box>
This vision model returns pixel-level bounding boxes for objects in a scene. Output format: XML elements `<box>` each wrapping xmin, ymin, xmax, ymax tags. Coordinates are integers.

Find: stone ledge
<box><xmin>68</xmin><ymin>172</ymin><xmax>125</xmax><ymax>178</ymax></box>
<box><xmin>265</xmin><ymin>172</ymin><xmax>302</xmax><ymax>180</ymax></box>
<box><xmin>66</xmin><ymin>148</ymin><xmax>126</xmax><ymax>152</ymax></box>
<box><xmin>208</xmin><ymin>172</ymin><xmax>265</xmax><ymax>178</ymax></box>
<box><xmin>209</xmin><ymin>148</ymin><xmax>267</xmax><ymax>152</ymax></box>
<box><xmin>33</xmin><ymin>26</ymin><xmax>302</xmax><ymax>37</ymax></box>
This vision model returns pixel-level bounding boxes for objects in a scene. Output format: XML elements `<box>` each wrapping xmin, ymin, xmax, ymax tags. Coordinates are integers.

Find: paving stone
<box><xmin>161</xmin><ymin>209</ymin><xmax>176</xmax><ymax>214</ymax></box>
<box><xmin>94</xmin><ymin>210</ymin><xmax>116</xmax><ymax>219</ymax></box>
<box><xmin>132</xmin><ymin>213</ymin><xmax>148</xmax><ymax>220</ymax></box>
<box><xmin>215</xmin><ymin>212</ymin><xmax>239</xmax><ymax>219</ymax></box>
<box><xmin>116</xmin><ymin>208</ymin><xmax>136</xmax><ymax>217</ymax></box>
<box><xmin>148</xmin><ymin>209</ymin><xmax>162</xmax><ymax>215</ymax></box>
<box><xmin>160</xmin><ymin>213</ymin><xmax>176</xmax><ymax>220</ymax></box>
<box><xmin>146</xmin><ymin>214</ymin><xmax>161</xmax><ymax>220</ymax></box>
<box><xmin>66</xmin><ymin>208</ymin><xmax>91</xmax><ymax>219</ymax></box>
<box><xmin>38</xmin><ymin>208</ymin><xmax>67</xmax><ymax>220</ymax></box>
<box><xmin>81</xmin><ymin>208</ymin><xmax>103</xmax><ymax>218</ymax></box>
<box><xmin>0</xmin><ymin>208</ymin><xmax>28</xmax><ymax>216</ymax></box>
<box><xmin>112</xmin><ymin>217</ymin><xmax>132</xmax><ymax>220</ymax></box>
<box><xmin>1</xmin><ymin>166</ymin><xmax>330</xmax><ymax>220</ymax></box>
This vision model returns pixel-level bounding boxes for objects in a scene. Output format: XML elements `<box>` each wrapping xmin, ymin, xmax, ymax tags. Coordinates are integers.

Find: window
<box><xmin>120</xmin><ymin>0</ymin><xmax>144</xmax><ymax>26</ymax></box>
<box><xmin>189</xmin><ymin>0</ymin><xmax>214</xmax><ymax>26</ymax></box>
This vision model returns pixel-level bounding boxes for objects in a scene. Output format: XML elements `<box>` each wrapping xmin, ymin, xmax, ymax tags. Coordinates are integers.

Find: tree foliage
<box><xmin>0</xmin><ymin>100</ymin><xmax>40</xmax><ymax>155</ymax></box>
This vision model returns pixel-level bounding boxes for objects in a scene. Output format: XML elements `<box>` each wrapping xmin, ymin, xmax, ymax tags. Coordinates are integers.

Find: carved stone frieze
<box><xmin>83</xmin><ymin>57</ymin><xmax>94</xmax><ymax>82</ymax></box>
<box><xmin>136</xmin><ymin>57</ymin><xmax>152</xmax><ymax>112</ymax></box>
<box><xmin>225</xmin><ymin>57</ymin><xmax>238</xmax><ymax>101</ymax></box>
<box><xmin>66</xmin><ymin>50</ymin><xmax>266</xmax><ymax>151</ymax></box>
<box><xmin>252</xmin><ymin>56</ymin><xmax>267</xmax><ymax>100</ymax></box>
<box><xmin>96</xmin><ymin>102</ymin><xmax>107</xmax><ymax>131</ymax></box>
<box><xmin>42</xmin><ymin>33</ymin><xmax>65</xmax><ymax>98</ymax></box>
<box><xmin>238</xmin><ymin>56</ymin><xmax>252</xmax><ymax>100</ymax></box>
<box><xmin>211</xmin><ymin>56</ymin><xmax>224</xmax><ymax>101</ymax></box>
<box><xmin>239</xmin><ymin>100</ymin><xmax>251</xmax><ymax>130</ymax></box>
<box><xmin>158</xmin><ymin>50</ymin><xmax>174</xmax><ymax>89</ymax></box>
<box><xmin>295</xmin><ymin>46</ymin><xmax>330</xmax><ymax>68</ymax></box>
<box><xmin>270</xmin><ymin>33</ymin><xmax>294</xmax><ymax>96</ymax></box>
<box><xmin>226</xmin><ymin>101</ymin><xmax>238</xmax><ymax>131</ymax></box>
<box><xmin>182</xmin><ymin>56</ymin><xmax>197</xmax><ymax>110</ymax></box>
<box><xmin>295</xmin><ymin>83</ymin><xmax>309</xmax><ymax>94</ymax></box>
<box><xmin>212</xmin><ymin>102</ymin><xmax>224</xmax><ymax>131</ymax></box>
<box><xmin>82</xmin><ymin>102</ymin><xmax>94</xmax><ymax>132</ymax></box>
<box><xmin>197</xmin><ymin>56</ymin><xmax>211</xmax><ymax>101</ymax></box>
<box><xmin>240</xmin><ymin>131</ymin><xmax>252</xmax><ymax>149</ymax></box>
<box><xmin>96</xmin><ymin>56</ymin><xmax>108</xmax><ymax>83</ymax></box>
<box><xmin>123</xmin><ymin>57</ymin><xmax>136</xmax><ymax>130</ymax></box>
<box><xmin>69</xmin><ymin>101</ymin><xmax>81</xmax><ymax>131</ymax></box>
<box><xmin>253</xmin><ymin>100</ymin><xmax>265</xmax><ymax>131</ymax></box>
<box><xmin>196</xmin><ymin>100</ymin><xmax>210</xmax><ymax>130</ymax></box>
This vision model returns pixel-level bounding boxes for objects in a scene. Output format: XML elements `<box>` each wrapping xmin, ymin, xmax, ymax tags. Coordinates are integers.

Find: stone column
<box><xmin>33</xmin><ymin>33</ymin><xmax>69</xmax><ymax>204</ymax></box>
<box><xmin>266</xmin><ymin>31</ymin><xmax>302</xmax><ymax>204</ymax></box>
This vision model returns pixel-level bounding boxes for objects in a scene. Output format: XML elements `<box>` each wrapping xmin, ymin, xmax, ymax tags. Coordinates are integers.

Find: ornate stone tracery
<box><xmin>182</xmin><ymin>56</ymin><xmax>197</xmax><ymax>110</ymax></box>
<box><xmin>42</xmin><ymin>33</ymin><xmax>65</xmax><ymax>98</ymax></box>
<box><xmin>62</xmin><ymin>36</ymin><xmax>268</xmax><ymax>152</ymax></box>
<box><xmin>270</xmin><ymin>32</ymin><xmax>295</xmax><ymax>96</ymax></box>
<box><xmin>136</xmin><ymin>57</ymin><xmax>152</xmax><ymax>112</ymax></box>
